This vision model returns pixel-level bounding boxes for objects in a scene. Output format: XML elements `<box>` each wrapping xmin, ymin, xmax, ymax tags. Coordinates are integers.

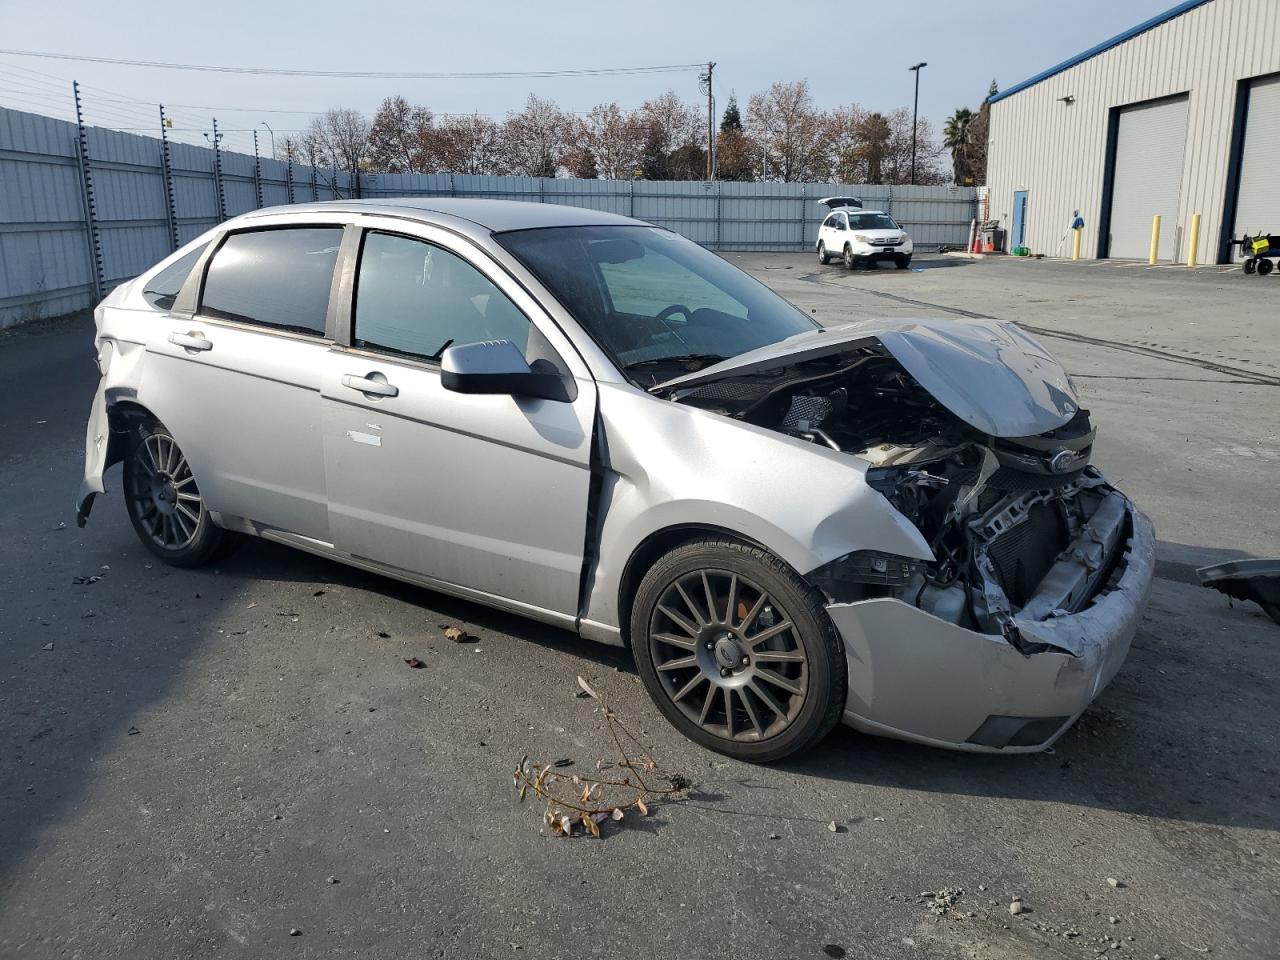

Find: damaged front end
<box><xmin>659</xmin><ymin>319</ymin><xmax>1155</xmax><ymax>751</ymax></box>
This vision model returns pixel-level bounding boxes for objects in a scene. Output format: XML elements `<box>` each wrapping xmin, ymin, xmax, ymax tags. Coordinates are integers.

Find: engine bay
<box><xmin>664</xmin><ymin>347</ymin><xmax>1128</xmax><ymax>647</ymax></box>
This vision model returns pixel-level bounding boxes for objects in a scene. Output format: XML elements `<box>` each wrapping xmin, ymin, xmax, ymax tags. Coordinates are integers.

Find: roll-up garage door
<box><xmin>1107</xmin><ymin>95</ymin><xmax>1189</xmax><ymax>260</ymax></box>
<box><xmin>1233</xmin><ymin>75</ymin><xmax>1280</xmax><ymax>253</ymax></box>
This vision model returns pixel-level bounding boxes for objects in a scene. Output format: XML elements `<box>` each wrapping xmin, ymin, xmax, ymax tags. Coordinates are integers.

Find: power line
<box><xmin>0</xmin><ymin>49</ymin><xmax>704</xmax><ymax>80</ymax></box>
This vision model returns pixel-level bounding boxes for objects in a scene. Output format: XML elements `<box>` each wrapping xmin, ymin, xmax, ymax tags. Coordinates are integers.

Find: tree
<box><xmin>943</xmin><ymin>107</ymin><xmax>974</xmax><ymax>185</ymax></box>
<box><xmin>636</xmin><ymin>91</ymin><xmax>702</xmax><ymax>179</ymax></box>
<box><xmin>720</xmin><ymin>92</ymin><xmax>742</xmax><ymax>133</ymax></box>
<box><xmin>368</xmin><ymin>96</ymin><xmax>435</xmax><ymax>174</ymax></box>
<box><xmin>303</xmin><ymin>108</ymin><xmax>372</xmax><ymax>175</ymax></box>
<box><xmin>576</xmin><ymin>103</ymin><xmax>646</xmax><ymax>180</ymax></box>
<box><xmin>857</xmin><ymin>111</ymin><xmax>892</xmax><ymax>184</ymax></box>
<box><xmin>745</xmin><ymin>81</ymin><xmax>827</xmax><ymax>182</ymax></box>
<box><xmin>499</xmin><ymin>94</ymin><xmax>572</xmax><ymax>178</ymax></box>
<box><xmin>716</xmin><ymin>126</ymin><xmax>757</xmax><ymax>181</ymax></box>
<box><xmin>435</xmin><ymin>114</ymin><xmax>501</xmax><ymax>175</ymax></box>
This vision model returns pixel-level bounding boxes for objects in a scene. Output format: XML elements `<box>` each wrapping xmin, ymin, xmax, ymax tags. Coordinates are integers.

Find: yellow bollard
<box><xmin>1072</xmin><ymin>227</ymin><xmax>1083</xmax><ymax>261</ymax></box>
<box><xmin>1187</xmin><ymin>213</ymin><xmax>1201</xmax><ymax>267</ymax></box>
<box><xmin>1149</xmin><ymin>215</ymin><xmax>1161</xmax><ymax>265</ymax></box>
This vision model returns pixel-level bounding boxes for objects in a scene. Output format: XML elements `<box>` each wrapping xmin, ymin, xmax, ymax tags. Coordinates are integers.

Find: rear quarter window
<box><xmin>200</xmin><ymin>227</ymin><xmax>343</xmax><ymax>336</ymax></box>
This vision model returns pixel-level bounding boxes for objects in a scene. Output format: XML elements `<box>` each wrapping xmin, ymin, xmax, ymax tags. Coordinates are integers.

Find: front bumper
<box><xmin>851</xmin><ymin>245</ymin><xmax>911</xmax><ymax>262</ymax></box>
<box><xmin>827</xmin><ymin>505</ymin><xmax>1155</xmax><ymax>752</ymax></box>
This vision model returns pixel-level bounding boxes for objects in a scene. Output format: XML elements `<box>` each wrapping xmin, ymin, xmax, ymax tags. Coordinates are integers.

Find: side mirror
<box><xmin>440</xmin><ymin>340</ymin><xmax>572</xmax><ymax>402</ymax></box>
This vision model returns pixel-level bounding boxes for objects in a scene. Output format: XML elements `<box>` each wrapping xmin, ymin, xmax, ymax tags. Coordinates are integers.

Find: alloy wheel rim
<box><xmin>648</xmin><ymin>569</ymin><xmax>808</xmax><ymax>742</ymax></box>
<box><xmin>127</xmin><ymin>433</ymin><xmax>203</xmax><ymax>550</ymax></box>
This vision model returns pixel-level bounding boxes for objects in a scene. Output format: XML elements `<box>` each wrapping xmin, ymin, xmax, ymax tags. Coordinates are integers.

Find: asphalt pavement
<box><xmin>1</xmin><ymin>255</ymin><xmax>1276</xmax><ymax>960</ymax></box>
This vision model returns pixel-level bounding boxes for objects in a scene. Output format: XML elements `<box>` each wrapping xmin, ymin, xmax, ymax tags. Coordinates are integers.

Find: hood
<box><xmin>658</xmin><ymin>318</ymin><xmax>1079</xmax><ymax>439</ymax></box>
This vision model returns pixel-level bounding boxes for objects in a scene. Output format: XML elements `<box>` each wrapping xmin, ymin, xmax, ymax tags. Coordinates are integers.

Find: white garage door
<box><xmin>1233</xmin><ymin>75</ymin><xmax>1280</xmax><ymax>254</ymax></box>
<box><xmin>1108</xmin><ymin>96</ymin><xmax>1189</xmax><ymax>260</ymax></box>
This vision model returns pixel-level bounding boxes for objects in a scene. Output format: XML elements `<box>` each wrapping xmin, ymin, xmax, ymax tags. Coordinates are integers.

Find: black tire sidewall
<box><xmin>844</xmin><ymin>245</ymin><xmax>856</xmax><ymax>270</ymax></box>
<box><xmin>629</xmin><ymin>539</ymin><xmax>846</xmax><ymax>763</ymax></box>
<box><xmin>123</xmin><ymin>421</ymin><xmax>226</xmax><ymax>568</ymax></box>
<box><xmin>817</xmin><ymin>242</ymin><xmax>828</xmax><ymax>264</ymax></box>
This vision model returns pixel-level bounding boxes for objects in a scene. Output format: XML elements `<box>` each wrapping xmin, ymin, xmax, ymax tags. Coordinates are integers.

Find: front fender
<box><xmin>580</xmin><ymin>383</ymin><xmax>932</xmax><ymax>635</ymax></box>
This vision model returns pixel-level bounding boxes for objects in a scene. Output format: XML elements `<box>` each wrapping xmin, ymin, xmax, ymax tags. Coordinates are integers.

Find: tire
<box><xmin>895</xmin><ymin>254</ymin><xmax>913</xmax><ymax>270</ymax></box>
<box><xmin>629</xmin><ymin>538</ymin><xmax>847</xmax><ymax>763</ymax></box>
<box><xmin>843</xmin><ymin>245</ymin><xmax>858</xmax><ymax>270</ymax></box>
<box><xmin>817</xmin><ymin>241</ymin><xmax>830</xmax><ymax>265</ymax></box>
<box><xmin>123</xmin><ymin>420</ymin><xmax>231</xmax><ymax>567</ymax></box>
<box><xmin>1259</xmin><ymin>258</ymin><xmax>1274</xmax><ymax>276</ymax></box>
<box><xmin>1244</xmin><ymin>257</ymin><xmax>1257</xmax><ymax>274</ymax></box>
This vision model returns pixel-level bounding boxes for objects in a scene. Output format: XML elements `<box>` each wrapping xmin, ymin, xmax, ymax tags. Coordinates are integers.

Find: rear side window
<box><xmin>201</xmin><ymin>227</ymin><xmax>343</xmax><ymax>335</ymax></box>
<box><xmin>142</xmin><ymin>243</ymin><xmax>208</xmax><ymax>310</ymax></box>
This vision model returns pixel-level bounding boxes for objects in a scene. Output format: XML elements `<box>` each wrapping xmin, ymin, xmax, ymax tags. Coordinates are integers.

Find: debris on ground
<box><xmin>828</xmin><ymin>821</ymin><xmax>844</xmax><ymax>833</ymax></box>
<box><xmin>41</xmin><ymin>642</ymin><xmax>54</xmax><ymax>651</ymax></box>
<box><xmin>72</xmin><ymin>575</ymin><xmax>101</xmax><ymax>585</ymax></box>
<box><xmin>403</xmin><ymin>657</ymin><xmax>425</xmax><ymax>669</ymax></box>
<box><xmin>289</xmin><ymin>927</ymin><xmax>301</xmax><ymax>936</ymax></box>
<box><xmin>376</xmin><ymin>630</ymin><xmax>391</xmax><ymax>639</ymax></box>
<box><xmin>513</xmin><ymin>681</ymin><xmax>688</xmax><ymax>838</ymax></box>
<box><xmin>1009</xmin><ymin>899</ymin><xmax>1026</xmax><ymax>915</ymax></box>
<box><xmin>127</xmin><ymin>726</ymin><xmax>140</xmax><ymax>736</ymax></box>
<box><xmin>326</xmin><ymin>875</ymin><xmax>339</xmax><ymax>884</ymax></box>
<box><xmin>444</xmin><ymin>626</ymin><xmax>474</xmax><ymax>643</ymax></box>
<box><xmin>921</xmin><ymin>888</ymin><xmax>963</xmax><ymax>916</ymax></box>
<box><xmin>575</xmin><ymin>676</ymin><xmax>598</xmax><ymax>699</ymax></box>
<box><xmin>312</xmin><ymin>589</ymin><xmax>326</xmax><ymax>597</ymax></box>
<box><xmin>1107</xmin><ymin>877</ymin><xmax>1125</xmax><ymax>888</ymax></box>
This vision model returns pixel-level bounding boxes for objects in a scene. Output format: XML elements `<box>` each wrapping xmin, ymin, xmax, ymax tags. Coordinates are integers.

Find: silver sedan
<box><xmin>78</xmin><ymin>199</ymin><xmax>1154</xmax><ymax>762</ymax></box>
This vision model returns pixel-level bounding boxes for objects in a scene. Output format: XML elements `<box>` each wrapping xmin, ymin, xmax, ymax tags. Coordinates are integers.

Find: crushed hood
<box><xmin>658</xmin><ymin>318</ymin><xmax>1080</xmax><ymax>438</ymax></box>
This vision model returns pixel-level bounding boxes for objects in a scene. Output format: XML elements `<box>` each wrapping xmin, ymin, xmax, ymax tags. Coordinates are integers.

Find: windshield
<box><xmin>494</xmin><ymin>225</ymin><xmax>817</xmax><ymax>373</ymax></box>
<box><xmin>849</xmin><ymin>213</ymin><xmax>899</xmax><ymax>231</ymax></box>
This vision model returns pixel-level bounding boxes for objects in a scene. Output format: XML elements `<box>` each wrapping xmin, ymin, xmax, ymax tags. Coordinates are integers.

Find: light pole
<box><xmin>259</xmin><ymin>121</ymin><xmax>276</xmax><ymax>159</ymax></box>
<box><xmin>909</xmin><ymin>61</ymin><xmax>927</xmax><ymax>185</ymax></box>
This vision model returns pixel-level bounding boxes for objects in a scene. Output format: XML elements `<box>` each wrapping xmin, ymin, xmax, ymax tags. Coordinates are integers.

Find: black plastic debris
<box><xmin>1197</xmin><ymin>559</ymin><xmax>1280</xmax><ymax>626</ymax></box>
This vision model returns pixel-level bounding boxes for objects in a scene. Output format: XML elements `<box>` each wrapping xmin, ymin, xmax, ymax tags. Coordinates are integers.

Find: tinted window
<box><xmin>142</xmin><ymin>243</ymin><xmax>208</xmax><ymax>310</ymax></box>
<box><xmin>353</xmin><ymin>232</ymin><xmax>530</xmax><ymax>360</ymax></box>
<box><xmin>201</xmin><ymin>227</ymin><xmax>342</xmax><ymax>335</ymax></box>
<box><xmin>496</xmin><ymin>226</ymin><xmax>816</xmax><ymax>369</ymax></box>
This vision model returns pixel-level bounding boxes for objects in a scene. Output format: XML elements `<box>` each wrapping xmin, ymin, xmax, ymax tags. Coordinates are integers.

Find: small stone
<box><xmin>289</xmin><ymin>927</ymin><xmax>301</xmax><ymax>936</ymax></box>
<box><xmin>326</xmin><ymin>875</ymin><xmax>338</xmax><ymax>884</ymax></box>
<box><xmin>1009</xmin><ymin>900</ymin><xmax>1025</xmax><ymax>915</ymax></box>
<box><xmin>978</xmin><ymin>884</ymin><xmax>986</xmax><ymax>891</ymax></box>
<box><xmin>768</xmin><ymin>833</ymin><xmax>780</xmax><ymax>840</ymax></box>
<box><xmin>41</xmin><ymin>642</ymin><xmax>54</xmax><ymax>651</ymax></box>
<box><xmin>272</xmin><ymin>813</ymin><xmax>282</xmax><ymax>820</ymax></box>
<box><xmin>827</xmin><ymin>821</ymin><xmax>842</xmax><ymax>833</ymax></box>
<box><xmin>1109</xmin><ymin>916</ymin><xmax>1119</xmax><ymax>924</ymax></box>
<box><xmin>1107</xmin><ymin>877</ymin><xmax>1125</xmax><ymax>888</ymax></box>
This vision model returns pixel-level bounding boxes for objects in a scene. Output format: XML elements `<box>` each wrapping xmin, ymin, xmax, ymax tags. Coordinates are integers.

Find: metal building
<box><xmin>985</xmin><ymin>0</ymin><xmax>1280</xmax><ymax>263</ymax></box>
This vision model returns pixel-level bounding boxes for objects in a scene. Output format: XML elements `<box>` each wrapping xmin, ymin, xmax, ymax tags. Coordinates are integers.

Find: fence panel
<box><xmin>0</xmin><ymin>105</ymin><xmax>977</xmax><ymax>325</ymax></box>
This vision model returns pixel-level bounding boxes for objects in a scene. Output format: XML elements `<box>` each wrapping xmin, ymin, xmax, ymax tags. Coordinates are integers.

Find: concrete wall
<box><xmin>985</xmin><ymin>0</ymin><xmax>1280</xmax><ymax>262</ymax></box>
<box><xmin>0</xmin><ymin>104</ymin><xmax>977</xmax><ymax>326</ymax></box>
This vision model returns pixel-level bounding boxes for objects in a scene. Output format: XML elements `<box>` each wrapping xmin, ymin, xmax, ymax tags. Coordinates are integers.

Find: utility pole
<box><xmin>909</xmin><ymin>62</ymin><xmax>927</xmax><ymax>185</ymax></box>
<box><xmin>700</xmin><ymin>61</ymin><xmax>716</xmax><ymax>180</ymax></box>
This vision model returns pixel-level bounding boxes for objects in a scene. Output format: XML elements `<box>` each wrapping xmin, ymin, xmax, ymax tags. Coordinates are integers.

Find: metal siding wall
<box><xmin>986</xmin><ymin>0</ymin><xmax>1280</xmax><ymax>262</ymax></box>
<box><xmin>1108</xmin><ymin>96</ymin><xmax>1190</xmax><ymax>258</ymax></box>
<box><xmin>1233</xmin><ymin>74</ymin><xmax>1280</xmax><ymax>236</ymax></box>
<box><xmin>0</xmin><ymin>104</ymin><xmax>977</xmax><ymax>325</ymax></box>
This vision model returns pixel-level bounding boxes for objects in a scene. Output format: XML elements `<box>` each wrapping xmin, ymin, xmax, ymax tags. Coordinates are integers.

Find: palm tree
<box><xmin>943</xmin><ymin>108</ymin><xmax>974</xmax><ymax>185</ymax></box>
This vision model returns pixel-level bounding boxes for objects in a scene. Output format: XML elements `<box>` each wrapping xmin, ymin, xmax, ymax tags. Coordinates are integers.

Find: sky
<box><xmin>0</xmin><ymin>0</ymin><xmax>1178</xmax><ymax>154</ymax></box>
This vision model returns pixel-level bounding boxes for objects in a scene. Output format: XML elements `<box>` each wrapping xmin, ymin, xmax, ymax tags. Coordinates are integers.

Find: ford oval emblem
<box><xmin>1049</xmin><ymin>447</ymin><xmax>1087</xmax><ymax>473</ymax></box>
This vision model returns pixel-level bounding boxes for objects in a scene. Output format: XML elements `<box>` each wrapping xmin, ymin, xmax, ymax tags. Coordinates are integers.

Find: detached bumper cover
<box><xmin>827</xmin><ymin>505</ymin><xmax>1155</xmax><ymax>752</ymax></box>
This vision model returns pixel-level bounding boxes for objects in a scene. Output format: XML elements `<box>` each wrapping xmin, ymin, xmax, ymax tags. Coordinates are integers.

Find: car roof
<box><xmin>238</xmin><ymin>197</ymin><xmax>642</xmax><ymax>233</ymax></box>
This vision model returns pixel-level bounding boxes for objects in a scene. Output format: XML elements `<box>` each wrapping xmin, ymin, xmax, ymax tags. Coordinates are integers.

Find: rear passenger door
<box><xmin>320</xmin><ymin>222</ymin><xmax>597</xmax><ymax>622</ymax></box>
<box><xmin>138</xmin><ymin>223</ymin><xmax>346</xmax><ymax>542</ymax></box>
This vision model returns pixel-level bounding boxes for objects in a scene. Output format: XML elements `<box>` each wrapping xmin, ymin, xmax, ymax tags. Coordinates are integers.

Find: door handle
<box><xmin>168</xmin><ymin>331</ymin><xmax>212</xmax><ymax>351</ymax></box>
<box><xmin>342</xmin><ymin>373</ymin><xmax>399</xmax><ymax>398</ymax></box>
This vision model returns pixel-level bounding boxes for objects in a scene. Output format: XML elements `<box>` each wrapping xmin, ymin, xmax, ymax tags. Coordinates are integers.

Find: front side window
<box><xmin>142</xmin><ymin>242</ymin><xmax>208</xmax><ymax>310</ymax></box>
<box><xmin>850</xmin><ymin>213</ymin><xmax>899</xmax><ymax>230</ymax></box>
<box><xmin>496</xmin><ymin>225</ymin><xmax>816</xmax><ymax>372</ymax></box>
<box><xmin>353</xmin><ymin>231</ymin><xmax>531</xmax><ymax>361</ymax></box>
<box><xmin>201</xmin><ymin>227</ymin><xmax>343</xmax><ymax>335</ymax></box>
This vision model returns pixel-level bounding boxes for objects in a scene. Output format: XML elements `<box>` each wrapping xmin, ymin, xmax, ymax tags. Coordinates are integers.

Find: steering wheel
<box><xmin>656</xmin><ymin>304</ymin><xmax>694</xmax><ymax>324</ymax></box>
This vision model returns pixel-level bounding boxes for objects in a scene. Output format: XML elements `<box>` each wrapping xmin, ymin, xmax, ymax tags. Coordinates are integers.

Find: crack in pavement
<box><xmin>796</xmin><ymin>271</ymin><xmax>1280</xmax><ymax>387</ymax></box>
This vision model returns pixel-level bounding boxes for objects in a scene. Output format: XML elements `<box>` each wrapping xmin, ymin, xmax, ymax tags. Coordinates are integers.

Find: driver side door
<box><xmin>320</xmin><ymin>222</ymin><xmax>597</xmax><ymax>624</ymax></box>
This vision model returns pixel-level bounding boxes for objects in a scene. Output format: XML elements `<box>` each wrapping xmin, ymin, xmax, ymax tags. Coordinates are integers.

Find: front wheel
<box><xmin>123</xmin><ymin>420</ymin><xmax>231</xmax><ymax>567</ymax></box>
<box><xmin>817</xmin><ymin>241</ymin><xmax>830</xmax><ymax>265</ymax></box>
<box><xmin>1258</xmin><ymin>258</ymin><xmax>1274</xmax><ymax>276</ymax></box>
<box><xmin>1244</xmin><ymin>257</ymin><xmax>1257</xmax><ymax>274</ymax></box>
<box><xmin>843</xmin><ymin>245</ymin><xmax>859</xmax><ymax>270</ymax></box>
<box><xmin>895</xmin><ymin>254</ymin><xmax>913</xmax><ymax>270</ymax></box>
<box><xmin>630</xmin><ymin>538</ymin><xmax>847</xmax><ymax>762</ymax></box>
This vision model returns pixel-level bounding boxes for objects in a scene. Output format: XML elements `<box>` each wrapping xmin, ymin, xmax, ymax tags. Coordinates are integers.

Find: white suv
<box><xmin>815</xmin><ymin>197</ymin><xmax>914</xmax><ymax>270</ymax></box>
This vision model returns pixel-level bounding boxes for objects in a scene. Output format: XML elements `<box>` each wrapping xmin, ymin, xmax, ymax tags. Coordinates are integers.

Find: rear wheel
<box><xmin>1258</xmin><ymin>258</ymin><xmax>1274</xmax><ymax>276</ymax></box>
<box><xmin>630</xmin><ymin>538</ymin><xmax>846</xmax><ymax>762</ymax></box>
<box><xmin>123</xmin><ymin>421</ymin><xmax>230</xmax><ymax>567</ymax></box>
<box><xmin>817</xmin><ymin>241</ymin><xmax>830</xmax><ymax>265</ymax></box>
